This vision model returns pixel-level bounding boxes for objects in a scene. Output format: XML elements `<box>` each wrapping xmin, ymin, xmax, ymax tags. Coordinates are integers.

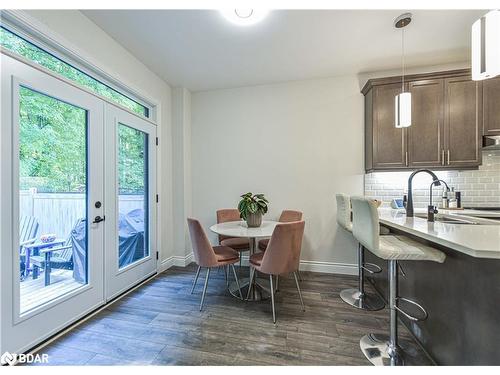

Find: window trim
<box><xmin>0</xmin><ymin>10</ymin><xmax>158</xmax><ymax>122</ymax></box>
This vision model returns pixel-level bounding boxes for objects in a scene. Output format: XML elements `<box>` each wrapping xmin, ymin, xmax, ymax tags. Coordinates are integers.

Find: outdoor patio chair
<box><xmin>31</xmin><ymin>218</ymin><xmax>85</xmax><ymax>286</ymax></box>
<box><xmin>19</xmin><ymin>215</ymin><xmax>39</xmax><ymax>280</ymax></box>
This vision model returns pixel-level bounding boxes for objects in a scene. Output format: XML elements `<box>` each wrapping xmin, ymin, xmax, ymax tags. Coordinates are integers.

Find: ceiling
<box><xmin>83</xmin><ymin>9</ymin><xmax>485</xmax><ymax>91</ymax></box>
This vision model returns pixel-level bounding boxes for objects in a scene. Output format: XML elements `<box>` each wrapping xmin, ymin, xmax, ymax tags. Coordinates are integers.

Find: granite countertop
<box><xmin>378</xmin><ymin>208</ymin><xmax>500</xmax><ymax>259</ymax></box>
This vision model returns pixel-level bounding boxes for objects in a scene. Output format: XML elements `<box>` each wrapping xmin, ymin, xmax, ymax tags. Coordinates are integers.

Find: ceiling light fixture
<box><xmin>220</xmin><ymin>9</ymin><xmax>269</xmax><ymax>26</ymax></box>
<box><xmin>394</xmin><ymin>13</ymin><xmax>412</xmax><ymax>129</ymax></box>
<box><xmin>472</xmin><ymin>9</ymin><xmax>500</xmax><ymax>80</ymax></box>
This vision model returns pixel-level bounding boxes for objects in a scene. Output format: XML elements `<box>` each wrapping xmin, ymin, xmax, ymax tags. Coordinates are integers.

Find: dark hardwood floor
<box><xmin>32</xmin><ymin>264</ymin><xmax>431</xmax><ymax>365</ymax></box>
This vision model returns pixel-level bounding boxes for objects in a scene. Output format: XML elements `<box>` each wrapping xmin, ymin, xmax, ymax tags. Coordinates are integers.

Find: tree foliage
<box><xmin>2</xmin><ymin>28</ymin><xmax>147</xmax><ymax>194</ymax></box>
<box><xmin>1</xmin><ymin>27</ymin><xmax>147</xmax><ymax>116</ymax></box>
<box><xmin>19</xmin><ymin>87</ymin><xmax>87</xmax><ymax>192</ymax></box>
<box><xmin>19</xmin><ymin>85</ymin><xmax>146</xmax><ymax>194</ymax></box>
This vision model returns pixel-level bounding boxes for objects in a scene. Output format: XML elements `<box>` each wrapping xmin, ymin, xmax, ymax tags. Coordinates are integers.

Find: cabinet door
<box><xmin>407</xmin><ymin>79</ymin><xmax>444</xmax><ymax>168</ymax></box>
<box><xmin>444</xmin><ymin>77</ymin><xmax>482</xmax><ymax>168</ymax></box>
<box><xmin>482</xmin><ymin>77</ymin><xmax>500</xmax><ymax>136</ymax></box>
<box><xmin>372</xmin><ymin>83</ymin><xmax>408</xmax><ymax>169</ymax></box>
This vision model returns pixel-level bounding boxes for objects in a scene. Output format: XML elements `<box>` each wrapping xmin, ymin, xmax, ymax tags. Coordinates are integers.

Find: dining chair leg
<box><xmin>246</xmin><ymin>267</ymin><xmax>255</xmax><ymax>301</ymax></box>
<box><xmin>276</xmin><ymin>275</ymin><xmax>279</xmax><ymax>292</ymax></box>
<box><xmin>293</xmin><ymin>271</ymin><xmax>305</xmax><ymax>311</ymax></box>
<box><xmin>200</xmin><ymin>268</ymin><xmax>211</xmax><ymax>311</ymax></box>
<box><xmin>297</xmin><ymin>270</ymin><xmax>303</xmax><ymax>281</ymax></box>
<box><xmin>191</xmin><ymin>266</ymin><xmax>201</xmax><ymax>294</ymax></box>
<box><xmin>269</xmin><ymin>274</ymin><xmax>276</xmax><ymax>323</ymax></box>
<box><xmin>224</xmin><ymin>265</ymin><xmax>228</xmax><ymax>287</ymax></box>
<box><xmin>231</xmin><ymin>264</ymin><xmax>243</xmax><ymax>300</ymax></box>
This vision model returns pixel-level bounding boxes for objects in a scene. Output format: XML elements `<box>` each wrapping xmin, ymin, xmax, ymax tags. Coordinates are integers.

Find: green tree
<box><xmin>1</xmin><ymin>27</ymin><xmax>147</xmax><ymax>117</ymax></box>
<box><xmin>19</xmin><ymin>87</ymin><xmax>87</xmax><ymax>192</ymax></box>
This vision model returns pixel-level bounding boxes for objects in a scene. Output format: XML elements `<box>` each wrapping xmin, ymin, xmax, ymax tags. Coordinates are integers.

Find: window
<box><xmin>1</xmin><ymin>26</ymin><xmax>149</xmax><ymax>118</ymax></box>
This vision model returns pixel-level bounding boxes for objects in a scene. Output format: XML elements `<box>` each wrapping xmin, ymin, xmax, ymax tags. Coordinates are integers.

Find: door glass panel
<box><xmin>118</xmin><ymin>123</ymin><xmax>149</xmax><ymax>269</ymax></box>
<box><xmin>18</xmin><ymin>86</ymin><xmax>88</xmax><ymax>314</ymax></box>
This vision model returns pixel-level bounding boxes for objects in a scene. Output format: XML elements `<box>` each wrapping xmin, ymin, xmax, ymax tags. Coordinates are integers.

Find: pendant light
<box><xmin>472</xmin><ymin>9</ymin><xmax>500</xmax><ymax>81</ymax></box>
<box><xmin>394</xmin><ymin>13</ymin><xmax>412</xmax><ymax>128</ymax></box>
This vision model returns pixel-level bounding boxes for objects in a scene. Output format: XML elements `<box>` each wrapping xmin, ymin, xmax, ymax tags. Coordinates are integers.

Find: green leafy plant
<box><xmin>238</xmin><ymin>193</ymin><xmax>269</xmax><ymax>220</ymax></box>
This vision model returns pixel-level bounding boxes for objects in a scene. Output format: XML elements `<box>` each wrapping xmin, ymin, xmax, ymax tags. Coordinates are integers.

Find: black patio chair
<box><xmin>31</xmin><ymin>218</ymin><xmax>85</xmax><ymax>286</ymax></box>
<box><xmin>19</xmin><ymin>215</ymin><xmax>39</xmax><ymax>280</ymax></box>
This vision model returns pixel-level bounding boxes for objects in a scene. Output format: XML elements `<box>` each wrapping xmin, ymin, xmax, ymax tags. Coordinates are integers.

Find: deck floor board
<box><xmin>21</xmin><ymin>269</ymin><xmax>82</xmax><ymax>313</ymax></box>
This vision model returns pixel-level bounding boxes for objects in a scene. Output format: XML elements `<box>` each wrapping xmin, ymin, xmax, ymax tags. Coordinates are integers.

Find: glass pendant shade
<box><xmin>472</xmin><ymin>10</ymin><xmax>500</xmax><ymax>81</ymax></box>
<box><xmin>395</xmin><ymin>92</ymin><xmax>412</xmax><ymax>128</ymax></box>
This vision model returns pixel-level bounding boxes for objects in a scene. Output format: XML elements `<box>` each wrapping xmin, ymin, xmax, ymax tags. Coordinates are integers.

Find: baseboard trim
<box><xmin>159</xmin><ymin>253</ymin><xmax>194</xmax><ymax>272</ymax></box>
<box><xmin>173</xmin><ymin>252</ymin><xmax>357</xmax><ymax>276</ymax></box>
<box><xmin>298</xmin><ymin>259</ymin><xmax>357</xmax><ymax>275</ymax></box>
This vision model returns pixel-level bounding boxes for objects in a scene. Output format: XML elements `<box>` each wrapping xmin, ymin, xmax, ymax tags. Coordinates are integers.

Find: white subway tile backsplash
<box><xmin>364</xmin><ymin>150</ymin><xmax>500</xmax><ymax>208</ymax></box>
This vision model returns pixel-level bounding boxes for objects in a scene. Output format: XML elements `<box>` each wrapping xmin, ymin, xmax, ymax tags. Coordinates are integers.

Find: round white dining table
<box><xmin>209</xmin><ymin>220</ymin><xmax>278</xmax><ymax>301</ymax></box>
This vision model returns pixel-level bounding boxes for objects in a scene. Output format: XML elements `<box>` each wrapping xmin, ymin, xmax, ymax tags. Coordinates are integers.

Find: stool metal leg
<box><xmin>360</xmin><ymin>259</ymin><xmax>423</xmax><ymax>366</ymax></box>
<box><xmin>340</xmin><ymin>244</ymin><xmax>385</xmax><ymax>311</ymax></box>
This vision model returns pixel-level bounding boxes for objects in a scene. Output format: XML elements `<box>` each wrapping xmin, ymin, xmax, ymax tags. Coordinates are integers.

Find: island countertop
<box><xmin>378</xmin><ymin>208</ymin><xmax>500</xmax><ymax>259</ymax></box>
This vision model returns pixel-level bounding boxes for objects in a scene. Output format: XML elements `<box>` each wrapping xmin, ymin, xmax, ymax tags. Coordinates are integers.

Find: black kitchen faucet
<box><xmin>406</xmin><ymin>169</ymin><xmax>441</xmax><ymax>217</ymax></box>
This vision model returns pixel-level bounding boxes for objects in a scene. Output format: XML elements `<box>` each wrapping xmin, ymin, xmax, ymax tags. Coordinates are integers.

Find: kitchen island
<box><xmin>365</xmin><ymin>208</ymin><xmax>500</xmax><ymax>365</ymax></box>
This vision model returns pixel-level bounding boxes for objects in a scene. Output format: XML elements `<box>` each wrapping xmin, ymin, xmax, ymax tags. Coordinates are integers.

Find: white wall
<box><xmin>23</xmin><ymin>10</ymin><xmax>175</xmax><ymax>265</ymax></box>
<box><xmin>172</xmin><ymin>88</ymin><xmax>192</xmax><ymax>259</ymax></box>
<box><xmin>191</xmin><ymin>76</ymin><xmax>365</xmax><ymax>273</ymax></box>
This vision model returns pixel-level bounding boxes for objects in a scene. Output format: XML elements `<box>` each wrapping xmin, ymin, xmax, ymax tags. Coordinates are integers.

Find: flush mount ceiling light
<box><xmin>472</xmin><ymin>9</ymin><xmax>500</xmax><ymax>80</ymax></box>
<box><xmin>394</xmin><ymin>13</ymin><xmax>412</xmax><ymax>128</ymax></box>
<box><xmin>220</xmin><ymin>9</ymin><xmax>269</xmax><ymax>26</ymax></box>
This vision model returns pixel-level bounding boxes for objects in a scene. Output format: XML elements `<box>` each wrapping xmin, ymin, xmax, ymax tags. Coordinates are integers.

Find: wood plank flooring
<box><xmin>32</xmin><ymin>264</ymin><xmax>432</xmax><ymax>366</ymax></box>
<box><xmin>21</xmin><ymin>269</ymin><xmax>82</xmax><ymax>313</ymax></box>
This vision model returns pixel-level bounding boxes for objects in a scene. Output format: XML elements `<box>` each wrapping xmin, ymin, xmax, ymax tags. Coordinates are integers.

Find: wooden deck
<box><xmin>21</xmin><ymin>269</ymin><xmax>82</xmax><ymax>313</ymax></box>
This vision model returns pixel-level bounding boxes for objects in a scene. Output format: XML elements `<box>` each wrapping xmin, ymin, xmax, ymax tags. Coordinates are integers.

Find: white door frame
<box><xmin>0</xmin><ymin>54</ymin><xmax>105</xmax><ymax>354</ymax></box>
<box><xmin>104</xmin><ymin>104</ymin><xmax>157</xmax><ymax>301</ymax></box>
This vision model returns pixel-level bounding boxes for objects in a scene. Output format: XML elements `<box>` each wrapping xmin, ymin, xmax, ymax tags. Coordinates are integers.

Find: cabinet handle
<box><xmin>441</xmin><ymin>149</ymin><xmax>445</xmax><ymax>166</ymax></box>
<box><xmin>447</xmin><ymin>149</ymin><xmax>450</xmax><ymax>165</ymax></box>
<box><xmin>405</xmin><ymin>151</ymin><xmax>408</xmax><ymax>167</ymax></box>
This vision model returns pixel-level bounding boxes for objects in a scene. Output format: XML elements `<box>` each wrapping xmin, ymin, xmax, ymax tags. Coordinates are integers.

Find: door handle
<box><xmin>447</xmin><ymin>149</ymin><xmax>450</xmax><ymax>165</ymax></box>
<box><xmin>93</xmin><ymin>215</ymin><xmax>105</xmax><ymax>224</ymax></box>
<box><xmin>405</xmin><ymin>151</ymin><xmax>408</xmax><ymax>167</ymax></box>
<box><xmin>441</xmin><ymin>149</ymin><xmax>445</xmax><ymax>166</ymax></box>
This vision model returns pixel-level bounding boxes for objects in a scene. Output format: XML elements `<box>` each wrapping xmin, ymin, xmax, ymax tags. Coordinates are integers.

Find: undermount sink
<box><xmin>414</xmin><ymin>213</ymin><xmax>477</xmax><ymax>224</ymax></box>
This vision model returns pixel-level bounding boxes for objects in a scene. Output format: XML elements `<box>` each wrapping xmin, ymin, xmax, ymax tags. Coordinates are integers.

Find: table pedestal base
<box><xmin>228</xmin><ymin>277</ymin><xmax>270</xmax><ymax>301</ymax></box>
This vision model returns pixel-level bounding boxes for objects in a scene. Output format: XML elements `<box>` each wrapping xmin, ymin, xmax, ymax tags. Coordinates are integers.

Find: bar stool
<box><xmin>351</xmin><ymin>197</ymin><xmax>446</xmax><ymax>366</ymax></box>
<box><xmin>336</xmin><ymin>194</ymin><xmax>385</xmax><ymax>311</ymax></box>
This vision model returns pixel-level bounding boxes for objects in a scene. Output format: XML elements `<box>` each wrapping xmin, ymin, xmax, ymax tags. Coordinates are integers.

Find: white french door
<box><xmin>0</xmin><ymin>53</ymin><xmax>157</xmax><ymax>355</ymax></box>
<box><xmin>1</xmin><ymin>54</ymin><xmax>105</xmax><ymax>354</ymax></box>
<box><xmin>104</xmin><ymin>105</ymin><xmax>157</xmax><ymax>300</ymax></box>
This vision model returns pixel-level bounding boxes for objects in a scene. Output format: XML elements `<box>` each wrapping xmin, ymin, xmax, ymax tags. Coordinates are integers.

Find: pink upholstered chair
<box><xmin>187</xmin><ymin>218</ymin><xmax>243</xmax><ymax>310</ymax></box>
<box><xmin>258</xmin><ymin>210</ymin><xmax>303</xmax><ymax>251</ymax></box>
<box><xmin>247</xmin><ymin>221</ymin><xmax>306</xmax><ymax>323</ymax></box>
<box><xmin>216</xmin><ymin>209</ymin><xmax>250</xmax><ymax>269</ymax></box>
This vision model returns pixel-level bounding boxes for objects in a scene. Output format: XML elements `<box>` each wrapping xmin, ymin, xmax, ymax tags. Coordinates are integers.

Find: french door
<box><xmin>104</xmin><ymin>105</ymin><xmax>157</xmax><ymax>300</ymax></box>
<box><xmin>0</xmin><ymin>53</ymin><xmax>156</xmax><ymax>355</ymax></box>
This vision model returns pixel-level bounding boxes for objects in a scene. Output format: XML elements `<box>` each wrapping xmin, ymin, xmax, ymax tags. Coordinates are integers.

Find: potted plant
<box><xmin>238</xmin><ymin>192</ymin><xmax>269</xmax><ymax>228</ymax></box>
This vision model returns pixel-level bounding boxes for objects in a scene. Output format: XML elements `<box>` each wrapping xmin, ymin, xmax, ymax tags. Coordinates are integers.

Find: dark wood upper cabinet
<box><xmin>482</xmin><ymin>76</ymin><xmax>500</xmax><ymax>136</ymax></box>
<box><xmin>444</xmin><ymin>77</ymin><xmax>482</xmax><ymax>168</ymax></box>
<box><xmin>407</xmin><ymin>79</ymin><xmax>444</xmax><ymax>168</ymax></box>
<box><xmin>363</xmin><ymin>69</ymin><xmax>484</xmax><ymax>172</ymax></box>
<box><xmin>370</xmin><ymin>83</ymin><xmax>408</xmax><ymax>169</ymax></box>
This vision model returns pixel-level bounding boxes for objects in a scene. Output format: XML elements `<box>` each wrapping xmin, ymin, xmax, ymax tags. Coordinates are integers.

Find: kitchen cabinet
<box><xmin>444</xmin><ymin>77</ymin><xmax>482</xmax><ymax>168</ymax></box>
<box><xmin>407</xmin><ymin>79</ymin><xmax>444</xmax><ymax>168</ymax></box>
<box><xmin>363</xmin><ymin>69</ymin><xmax>483</xmax><ymax>172</ymax></box>
<box><xmin>482</xmin><ymin>76</ymin><xmax>500</xmax><ymax>136</ymax></box>
<box><xmin>366</xmin><ymin>83</ymin><xmax>408</xmax><ymax>170</ymax></box>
